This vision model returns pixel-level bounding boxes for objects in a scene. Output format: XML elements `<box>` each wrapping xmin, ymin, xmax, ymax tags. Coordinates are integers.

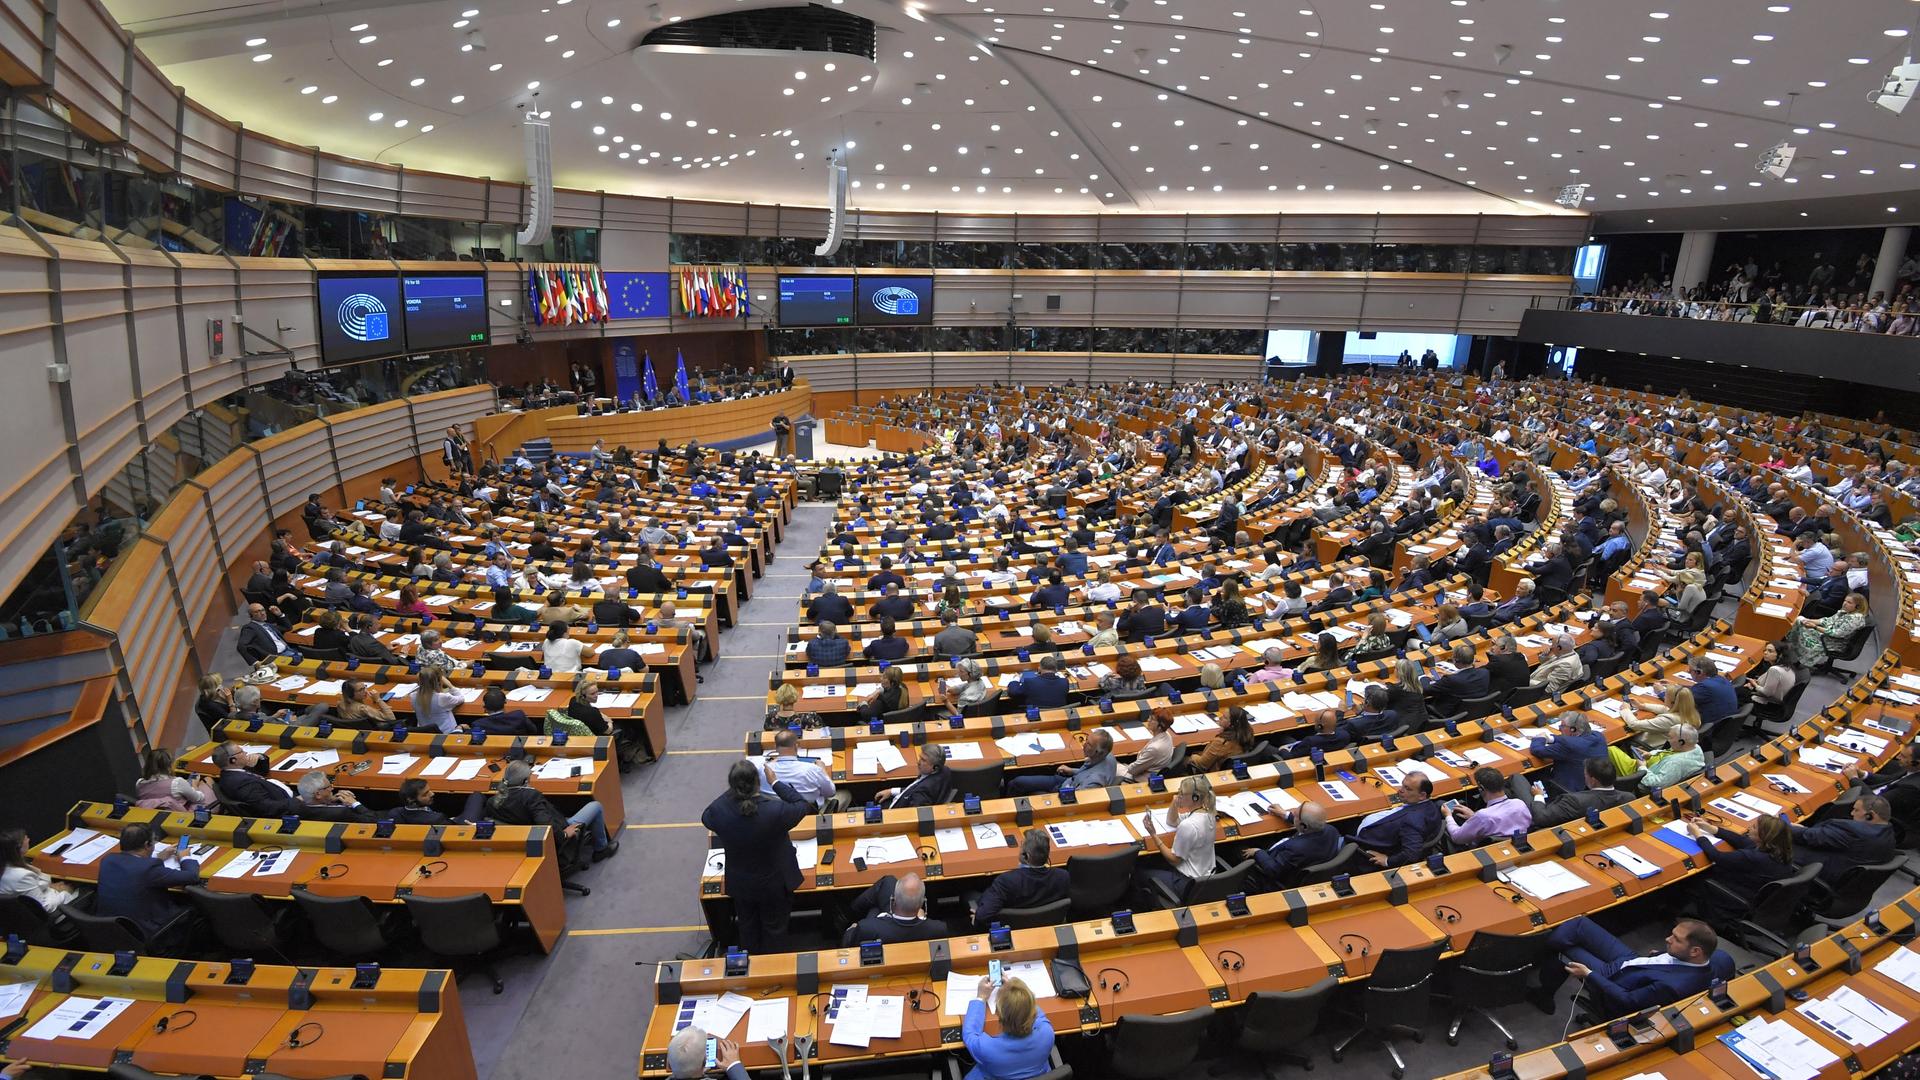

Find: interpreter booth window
<box><xmin>1096</xmin><ymin>242</ymin><xmax>1184</xmax><ymax>270</ymax></box>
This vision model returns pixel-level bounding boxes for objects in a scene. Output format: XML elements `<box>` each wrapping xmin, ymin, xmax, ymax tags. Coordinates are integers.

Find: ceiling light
<box><xmin>245</xmin><ymin>37</ymin><xmax>267</xmax><ymax>46</ymax></box>
<box><xmin>321</xmin><ymin>94</ymin><xmax>337</xmax><ymax>103</ymax></box>
<box><xmin>350</xmin><ymin>23</ymin><xmax>370</xmax><ymax>32</ymax></box>
<box><xmin>358</xmin><ymin>34</ymin><xmax>376</xmax><ymax>43</ymax></box>
<box><xmin>300</xmin><ymin>85</ymin><xmax>317</xmax><ymax>94</ymax></box>
<box><xmin>410</xmin><ymin>77</ymin><xmax>426</xmax><ymax>86</ymax></box>
<box><xmin>393</xmin><ymin>118</ymin><xmax>407</xmax><ymax>127</ymax></box>
<box><xmin>489</xmin><ymin>62</ymin><xmax>503</xmax><ymax>70</ymax></box>
<box><xmin>368</xmin><ymin>111</ymin><xmax>384</xmax><ymax>121</ymax></box>
<box><xmin>421</xmin><ymin>125</ymin><xmax>434</xmax><ymax>133</ymax></box>
<box><xmin>450</xmin><ymin>94</ymin><xmax>466</xmax><ymax>103</ymax></box>
<box><xmin>251</xmin><ymin>52</ymin><xmax>272</xmax><ymax>61</ymax></box>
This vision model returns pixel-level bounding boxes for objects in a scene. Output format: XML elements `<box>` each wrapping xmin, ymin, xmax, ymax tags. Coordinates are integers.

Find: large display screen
<box><xmin>316</xmin><ymin>272</ymin><xmax>405</xmax><ymax>364</ymax></box>
<box><xmin>1264</xmin><ymin>329</ymin><xmax>1317</xmax><ymax>367</ymax></box>
<box><xmin>401</xmin><ymin>273</ymin><xmax>489</xmax><ymax>352</ymax></box>
<box><xmin>777</xmin><ymin>275</ymin><xmax>856</xmax><ymax>326</ymax></box>
<box><xmin>856</xmin><ymin>275</ymin><xmax>934</xmax><ymax>325</ymax></box>
<box><xmin>1341</xmin><ymin>331</ymin><xmax>1470</xmax><ymax>367</ymax></box>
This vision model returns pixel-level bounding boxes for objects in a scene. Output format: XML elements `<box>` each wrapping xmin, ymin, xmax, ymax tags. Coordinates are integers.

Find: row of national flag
<box><xmin>679</xmin><ymin>265</ymin><xmax>749</xmax><ymax>318</ymax></box>
<box><xmin>528</xmin><ymin>264</ymin><xmax>609</xmax><ymax>326</ymax></box>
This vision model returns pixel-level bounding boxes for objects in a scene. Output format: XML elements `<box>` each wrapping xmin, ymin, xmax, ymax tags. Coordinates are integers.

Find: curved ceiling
<box><xmin>111</xmin><ymin>0</ymin><xmax>1920</xmax><ymax>221</ymax></box>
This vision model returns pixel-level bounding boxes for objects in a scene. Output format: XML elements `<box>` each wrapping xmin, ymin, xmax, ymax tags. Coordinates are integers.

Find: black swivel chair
<box><xmin>1297</xmin><ymin>842</ymin><xmax>1361</xmax><ymax>887</ymax></box>
<box><xmin>1331</xmin><ymin>941</ymin><xmax>1448</xmax><ymax>1079</ymax></box>
<box><xmin>995</xmin><ymin>897</ymin><xmax>1071</xmax><ymax>930</ymax></box>
<box><xmin>403</xmin><ymin>892</ymin><xmax>509</xmax><ymax>994</ymax></box>
<box><xmin>1501</xmin><ymin>685</ymin><xmax>1549</xmax><ymax>710</ymax></box>
<box><xmin>945</xmin><ymin>761</ymin><xmax>1006</xmax><ymax>803</ymax></box>
<box><xmin>880</xmin><ymin>703</ymin><xmax>927</xmax><ymax>726</ymax></box>
<box><xmin>1458</xmin><ymin>691</ymin><xmax>1503</xmax><ymax>721</ymax></box>
<box><xmin>1067</xmin><ymin>848</ymin><xmax>1138</xmax><ymax>918</ymax></box>
<box><xmin>1707</xmin><ymin>862</ymin><xmax>1823</xmax><ymax>954</ymax></box>
<box><xmin>63</xmin><ymin>907</ymin><xmax>152</xmax><ymax>954</ymax></box>
<box><xmin>1151</xmin><ymin>857</ymin><xmax>1254</xmax><ymax>908</ymax></box>
<box><xmin>295</xmin><ymin>892</ymin><xmax>400</xmax><ymax>961</ymax></box>
<box><xmin>186</xmin><ymin>885</ymin><xmax>296</xmax><ymax>964</ymax></box>
<box><xmin>1444</xmin><ymin>931</ymin><xmax>1544</xmax><ymax>1049</ymax></box>
<box><xmin>1808</xmin><ymin>855</ymin><xmax>1906</xmax><ymax>928</ymax></box>
<box><xmin>0</xmin><ymin>894</ymin><xmax>75</xmax><ymax>947</ymax></box>
<box><xmin>1208</xmin><ymin>976</ymin><xmax>1337</xmax><ymax>1076</ymax></box>
<box><xmin>1105</xmin><ymin>1005</ymin><xmax>1215</xmax><ymax>1078</ymax></box>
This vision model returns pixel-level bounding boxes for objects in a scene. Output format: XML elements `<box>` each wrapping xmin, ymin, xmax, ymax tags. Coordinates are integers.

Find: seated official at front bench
<box><xmin>1005</xmin><ymin>729</ymin><xmax>1116</xmax><ymax>797</ymax></box>
<box><xmin>1532</xmin><ymin>917</ymin><xmax>1730</xmax><ymax>1016</ymax></box>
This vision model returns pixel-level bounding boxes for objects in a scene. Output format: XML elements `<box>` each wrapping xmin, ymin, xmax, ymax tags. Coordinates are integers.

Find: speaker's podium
<box><xmin>795</xmin><ymin>416</ymin><xmax>817</xmax><ymax>459</ymax></box>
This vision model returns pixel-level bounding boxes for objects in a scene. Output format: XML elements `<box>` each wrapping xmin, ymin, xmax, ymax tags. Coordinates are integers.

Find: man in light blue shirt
<box><xmin>484</xmin><ymin>552</ymin><xmax>517</xmax><ymax>592</ymax></box>
<box><xmin>759</xmin><ymin>729</ymin><xmax>837</xmax><ymax>809</ymax></box>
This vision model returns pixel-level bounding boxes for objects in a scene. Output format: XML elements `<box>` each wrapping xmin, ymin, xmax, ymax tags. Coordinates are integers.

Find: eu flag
<box><xmin>606</xmin><ymin>272</ymin><xmax>671</xmax><ymax>320</ymax></box>
<box><xmin>642</xmin><ymin>351</ymin><xmax>659</xmax><ymax>400</ymax></box>
<box><xmin>674</xmin><ymin>349</ymin><xmax>690</xmax><ymax>402</ymax></box>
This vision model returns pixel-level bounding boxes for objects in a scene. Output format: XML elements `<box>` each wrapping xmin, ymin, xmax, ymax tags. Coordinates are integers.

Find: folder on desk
<box><xmin>1600</xmin><ymin>845</ymin><xmax>1662</xmax><ymax>879</ymax></box>
<box><xmin>1651</xmin><ymin>824</ymin><xmax>1705</xmax><ymax>857</ymax></box>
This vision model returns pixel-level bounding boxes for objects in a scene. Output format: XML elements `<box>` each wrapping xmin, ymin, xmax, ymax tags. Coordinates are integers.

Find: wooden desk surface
<box><xmin>543</xmin><ymin>387</ymin><xmax>812</xmax><ymax>452</ymax></box>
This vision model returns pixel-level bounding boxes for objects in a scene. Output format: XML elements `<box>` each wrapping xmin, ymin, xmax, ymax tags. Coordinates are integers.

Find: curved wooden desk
<box><xmin>540</xmin><ymin>385</ymin><xmax>812</xmax><ymax>453</ymax></box>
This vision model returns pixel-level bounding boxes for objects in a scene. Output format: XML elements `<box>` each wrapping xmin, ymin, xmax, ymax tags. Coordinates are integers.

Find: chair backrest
<box><xmin>63</xmin><ymin>907</ymin><xmax>146</xmax><ymax>952</ymax></box>
<box><xmin>1747</xmin><ymin>862</ymin><xmax>1823</xmax><ymax>934</ymax></box>
<box><xmin>1705</xmin><ymin>710</ymin><xmax>1746</xmax><ymax>758</ymax></box>
<box><xmin>1817</xmin><ymin>855</ymin><xmax>1906</xmax><ymax>919</ymax></box>
<box><xmin>1589</xmin><ymin>654</ymin><xmax>1628</xmax><ymax>681</ymax></box>
<box><xmin>403</xmin><ymin>892</ymin><xmax>502</xmax><ymax>957</ymax></box>
<box><xmin>1833</xmin><ymin>621</ymin><xmax>1874</xmax><ymax>662</ymax></box>
<box><xmin>1163</xmin><ymin>742</ymin><xmax>1188</xmax><ymax>776</ymax></box>
<box><xmin>1236</xmin><ymin>977</ymin><xmax>1338</xmax><ymax>1053</ymax></box>
<box><xmin>1298</xmin><ymin>842</ymin><xmax>1360</xmax><ymax>886</ymax></box>
<box><xmin>1459</xmin><ymin>691</ymin><xmax>1503</xmax><ymax>720</ymax></box>
<box><xmin>1364</xmin><ymin>942</ymin><xmax>1448</xmax><ymax>1029</ymax></box>
<box><xmin>997</xmin><ymin>897</ymin><xmax>1071</xmax><ymax>930</ymax></box>
<box><xmin>1502</xmin><ymin>685</ymin><xmax>1548</xmax><ymax>710</ymax></box>
<box><xmin>945</xmin><ymin>761</ymin><xmax>1005</xmax><ymax>801</ymax></box>
<box><xmin>1029</xmin><ymin>1067</ymin><xmax>1073</xmax><ymax>1080</ymax></box>
<box><xmin>184</xmin><ymin>885</ymin><xmax>283</xmax><ymax>953</ymax></box>
<box><xmin>880</xmin><ymin>703</ymin><xmax>926</xmax><ymax>725</ymax></box>
<box><xmin>294</xmin><ymin>892</ymin><xmax>389</xmax><ymax>958</ymax></box>
<box><xmin>1183</xmin><ymin>857</ymin><xmax>1255</xmax><ymax>905</ymax></box>
<box><xmin>1106</xmin><ymin>1005</ymin><xmax>1215</xmax><ymax>1079</ymax></box>
<box><xmin>1067</xmin><ymin>848</ymin><xmax>1138</xmax><ymax>916</ymax></box>
<box><xmin>0</xmin><ymin>894</ymin><xmax>59</xmax><ymax>947</ymax></box>
<box><xmin>1452</xmin><ymin>931</ymin><xmax>1546</xmax><ymax>1007</ymax></box>
<box><xmin>544</xmin><ymin>708</ymin><xmax>594</xmax><ymax>738</ymax></box>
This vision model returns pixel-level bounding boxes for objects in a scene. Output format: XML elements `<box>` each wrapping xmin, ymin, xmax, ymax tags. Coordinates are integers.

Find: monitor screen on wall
<box><xmin>1264</xmin><ymin>329</ymin><xmax>1317</xmax><ymax>366</ymax></box>
<box><xmin>856</xmin><ymin>275</ymin><xmax>935</xmax><ymax>325</ymax></box>
<box><xmin>316</xmin><ymin>272</ymin><xmax>406</xmax><ymax>364</ymax></box>
<box><xmin>1340</xmin><ymin>331</ymin><xmax>1469</xmax><ymax>367</ymax></box>
<box><xmin>401</xmin><ymin>273</ymin><xmax>490</xmax><ymax>351</ymax></box>
<box><xmin>777</xmin><ymin>275</ymin><xmax>857</xmax><ymax>326</ymax></box>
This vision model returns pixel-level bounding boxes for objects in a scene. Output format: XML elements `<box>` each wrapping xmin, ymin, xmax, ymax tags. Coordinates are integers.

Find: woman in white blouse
<box><xmin>1137</xmin><ymin>775</ymin><xmax>1218</xmax><ymax>907</ymax></box>
<box><xmin>541</xmin><ymin>621</ymin><xmax>585</xmax><ymax>674</ymax></box>
<box><xmin>1118</xmin><ymin>708</ymin><xmax>1177</xmax><ymax>782</ymax></box>
<box><xmin>0</xmin><ymin>827</ymin><xmax>80</xmax><ymax>913</ymax></box>
<box><xmin>411</xmin><ymin>665</ymin><xmax>464</xmax><ymax>734</ymax></box>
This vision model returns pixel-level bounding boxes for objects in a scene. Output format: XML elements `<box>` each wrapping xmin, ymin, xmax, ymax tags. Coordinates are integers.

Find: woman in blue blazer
<box><xmin>962</xmin><ymin>975</ymin><xmax>1055</xmax><ymax>1080</ymax></box>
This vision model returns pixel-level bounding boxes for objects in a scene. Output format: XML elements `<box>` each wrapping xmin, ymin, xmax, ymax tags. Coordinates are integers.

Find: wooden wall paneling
<box><xmin>48</xmin><ymin>0</ymin><xmax>123</xmax><ymax>144</ymax></box>
<box><xmin>240</xmin><ymin>135</ymin><xmax>322</xmax><ymax>209</ymax></box>
<box><xmin>313</xmin><ymin>153</ymin><xmax>405</xmax><ymax>216</ymax></box>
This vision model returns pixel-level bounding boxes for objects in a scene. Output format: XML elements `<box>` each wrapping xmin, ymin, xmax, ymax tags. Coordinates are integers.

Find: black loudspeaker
<box><xmin>1045</xmin><ymin>294</ymin><xmax>1062</xmax><ymax>310</ymax></box>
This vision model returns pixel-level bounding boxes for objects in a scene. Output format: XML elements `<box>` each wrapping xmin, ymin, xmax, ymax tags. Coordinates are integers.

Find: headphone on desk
<box><xmin>1338</xmin><ymin>933</ymin><xmax>1373</xmax><ymax>958</ymax></box>
<box><xmin>1431</xmin><ymin>904</ymin><xmax>1463</xmax><ymax>925</ymax></box>
<box><xmin>1215</xmin><ymin>949</ymin><xmax>1246</xmax><ymax>973</ymax></box>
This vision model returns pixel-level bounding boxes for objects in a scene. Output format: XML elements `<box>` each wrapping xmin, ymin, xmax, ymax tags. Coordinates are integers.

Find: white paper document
<box><xmin>59</xmin><ymin>835</ymin><xmax>118</xmax><ymax>866</ymax></box>
<box><xmin>448</xmin><ymin>758</ymin><xmax>488</xmax><ymax>781</ymax></box>
<box><xmin>850</xmin><ymin>834</ymin><xmax>920</xmax><ymax>867</ymax></box>
<box><xmin>0</xmin><ymin>980</ymin><xmax>34</xmax><ymax>1021</ymax></box>
<box><xmin>21</xmin><ymin>995</ymin><xmax>134</xmax><ymax>1041</ymax></box>
<box><xmin>745</xmin><ymin>997</ymin><xmax>790</xmax><ymax>1042</ymax></box>
<box><xmin>933</xmin><ymin>827</ymin><xmax>970</xmax><ymax>854</ymax></box>
<box><xmin>1499</xmin><ymin>862</ymin><xmax>1590</xmax><ymax>901</ymax></box>
<box><xmin>851</xmin><ymin>742</ymin><xmax>909</xmax><ymax>776</ymax></box>
<box><xmin>419</xmin><ymin>756</ymin><xmax>458</xmax><ymax>778</ymax></box>
<box><xmin>379</xmin><ymin>753</ymin><xmax>419</xmax><ymax>775</ymax></box>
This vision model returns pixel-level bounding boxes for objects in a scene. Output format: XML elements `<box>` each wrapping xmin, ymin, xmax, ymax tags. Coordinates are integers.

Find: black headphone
<box><xmin>286</xmin><ymin>1021</ymin><xmax>324</xmax><ymax>1049</ymax></box>
<box><xmin>1096</xmin><ymin>967</ymin><xmax>1131</xmax><ymax>993</ymax></box>
<box><xmin>1432</xmin><ymin>904</ymin><xmax>1463</xmax><ymax>925</ymax></box>
<box><xmin>1339</xmin><ymin>933</ymin><xmax>1373</xmax><ymax>958</ymax></box>
<box><xmin>417</xmin><ymin>859</ymin><xmax>450</xmax><ymax>878</ymax></box>
<box><xmin>1216</xmin><ymin>949</ymin><xmax>1246</xmax><ymax>973</ymax></box>
<box><xmin>153</xmin><ymin>1009</ymin><xmax>198</xmax><ymax>1034</ymax></box>
<box><xmin>907</xmin><ymin>988</ymin><xmax>942</xmax><ymax>1014</ymax></box>
<box><xmin>316</xmin><ymin>862</ymin><xmax>350</xmax><ymax>880</ymax></box>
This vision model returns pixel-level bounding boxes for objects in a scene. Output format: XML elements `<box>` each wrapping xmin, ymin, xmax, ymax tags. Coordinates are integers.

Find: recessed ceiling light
<box><xmin>449</xmin><ymin>94</ymin><xmax>466</xmax><ymax>104</ymax></box>
<box><xmin>245</xmin><ymin>37</ymin><xmax>267</xmax><ymax>46</ymax></box>
<box><xmin>350</xmin><ymin>23</ymin><xmax>369</xmax><ymax>32</ymax></box>
<box><xmin>489</xmin><ymin>62</ymin><xmax>503</xmax><ymax>70</ymax></box>
<box><xmin>368</xmin><ymin>111</ymin><xmax>384</xmax><ymax>121</ymax></box>
<box><xmin>410</xmin><ymin>77</ymin><xmax>425</xmax><ymax>86</ymax></box>
<box><xmin>358</xmin><ymin>34</ymin><xmax>376</xmax><ymax>43</ymax></box>
<box><xmin>393</xmin><ymin>118</ymin><xmax>407</xmax><ymax>127</ymax></box>
<box><xmin>377</xmin><ymin>59</ymin><xmax>391</xmax><ymax>66</ymax></box>
<box><xmin>321</xmin><ymin>94</ymin><xmax>337</xmax><ymax>103</ymax></box>
<box><xmin>251</xmin><ymin>52</ymin><xmax>272</xmax><ymax>61</ymax></box>
<box><xmin>608</xmin><ymin>18</ymin><xmax>622</xmax><ymax>26</ymax></box>
<box><xmin>300</xmin><ymin>85</ymin><xmax>317</xmax><ymax>94</ymax></box>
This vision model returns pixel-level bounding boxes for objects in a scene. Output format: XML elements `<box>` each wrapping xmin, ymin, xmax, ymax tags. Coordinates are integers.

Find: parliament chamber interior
<box><xmin>7</xmin><ymin>1</ymin><xmax>1920</xmax><ymax>1079</ymax></box>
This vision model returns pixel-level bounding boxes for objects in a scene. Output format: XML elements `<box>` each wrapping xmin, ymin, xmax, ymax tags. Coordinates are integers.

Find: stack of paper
<box><xmin>1873</xmin><ymin>943</ymin><xmax>1920</xmax><ymax>989</ymax></box>
<box><xmin>1600</xmin><ymin>846</ymin><xmax>1662</xmax><ymax>879</ymax></box>
<box><xmin>851</xmin><ymin>835</ymin><xmax>919</xmax><ymax>866</ymax></box>
<box><xmin>1045</xmin><ymin>818</ymin><xmax>1134</xmax><ymax>848</ymax></box>
<box><xmin>1317</xmin><ymin>780</ymin><xmax>1359</xmax><ymax>802</ymax></box>
<box><xmin>379</xmin><ymin>753</ymin><xmax>419</xmax><ymax>775</ymax></box>
<box><xmin>1217</xmin><ymin>788</ymin><xmax>1298</xmax><ymax>825</ymax></box>
<box><xmin>271</xmin><ymin>675</ymin><xmax>310</xmax><ymax>691</ymax></box>
<box><xmin>593</xmin><ymin>692</ymin><xmax>641</xmax><ymax>709</ymax></box>
<box><xmin>20</xmin><ymin>995</ymin><xmax>135</xmax><ymax>1041</ymax></box>
<box><xmin>971</xmin><ymin>823</ymin><xmax>1008</xmax><ymax>848</ymax></box>
<box><xmin>533</xmin><ymin>757</ymin><xmax>591</xmax><ymax>780</ymax></box>
<box><xmin>851</xmin><ymin>742</ymin><xmax>909</xmax><ymax>776</ymax></box>
<box><xmin>1718</xmin><ymin>1016</ymin><xmax>1840</xmax><ymax>1080</ymax></box>
<box><xmin>1137</xmin><ymin>656</ymin><xmax>1182</xmax><ymax>673</ymax></box>
<box><xmin>1169</xmin><ymin>713</ymin><xmax>1219</xmax><ymax>735</ymax></box>
<box><xmin>274</xmin><ymin>749</ymin><xmax>342</xmax><ymax>771</ymax></box>
<box><xmin>945</xmin><ymin>742</ymin><xmax>985</xmax><ymax>761</ymax></box>
<box><xmin>792</xmin><ymin>838</ymin><xmax>818</xmax><ymax>871</ymax></box>
<box><xmin>994</xmin><ymin>732</ymin><xmax>1066</xmax><ymax>759</ymax></box>
<box><xmin>1499</xmin><ymin>862</ymin><xmax>1589</xmax><ymax>901</ymax></box>
<box><xmin>1798</xmin><ymin>986</ymin><xmax>1903</xmax><ymax>1047</ymax></box>
<box><xmin>506</xmin><ymin>685</ymin><xmax>551</xmax><ymax>702</ymax></box>
<box><xmin>55</xmin><ymin>833</ymin><xmax>117</xmax><ymax>865</ymax></box>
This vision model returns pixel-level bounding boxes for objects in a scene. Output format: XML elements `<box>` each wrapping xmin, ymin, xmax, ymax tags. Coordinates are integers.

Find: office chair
<box><xmin>1067</xmin><ymin>848</ymin><xmax>1138</xmax><ymax>918</ymax></box>
<box><xmin>1444</xmin><ymin>931</ymin><xmax>1545</xmax><ymax>1049</ymax></box>
<box><xmin>1500</xmin><ymin>685</ymin><xmax>1549</xmax><ymax>710</ymax></box>
<box><xmin>0</xmin><ymin>894</ymin><xmax>75</xmax><ymax>947</ymax></box>
<box><xmin>994</xmin><ymin>897</ymin><xmax>1071</xmax><ymax>930</ymax></box>
<box><xmin>1330</xmin><ymin>941</ymin><xmax>1447</xmax><ymax>1079</ymax></box>
<box><xmin>1296</xmin><ymin>842</ymin><xmax>1361</xmax><ymax>887</ymax></box>
<box><xmin>879</xmin><ymin>703</ymin><xmax>927</xmax><ymax>725</ymax></box>
<box><xmin>186</xmin><ymin>885</ymin><xmax>296</xmax><ymax>964</ymax></box>
<box><xmin>404</xmin><ymin>892</ymin><xmax>508</xmax><ymax>994</ymax></box>
<box><xmin>943</xmin><ymin>1053</ymin><xmax>1069</xmax><ymax>1080</ymax></box>
<box><xmin>1808</xmin><ymin>855</ymin><xmax>1907</xmax><ymax>928</ymax></box>
<box><xmin>295</xmin><ymin>892</ymin><xmax>401</xmax><ymax>961</ymax></box>
<box><xmin>1708</xmin><ymin>862</ymin><xmax>1822</xmax><ymax>954</ymax></box>
<box><xmin>1105</xmin><ymin>1005</ymin><xmax>1215</xmax><ymax>1078</ymax></box>
<box><xmin>943</xmin><ymin>761</ymin><xmax>1005</xmax><ymax>803</ymax></box>
<box><xmin>63</xmin><ymin>907</ymin><xmax>151</xmax><ymax>954</ymax></box>
<box><xmin>1457</xmin><ymin>691</ymin><xmax>1503</xmax><ymax>720</ymax></box>
<box><xmin>1208</xmin><ymin>976</ymin><xmax>1335</xmax><ymax>1076</ymax></box>
<box><xmin>1153</xmin><ymin>857</ymin><xmax>1255</xmax><ymax>908</ymax></box>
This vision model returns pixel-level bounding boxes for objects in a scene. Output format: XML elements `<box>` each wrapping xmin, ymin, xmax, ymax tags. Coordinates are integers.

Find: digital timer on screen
<box><xmin>401</xmin><ymin>274</ymin><xmax>489</xmax><ymax>351</ymax></box>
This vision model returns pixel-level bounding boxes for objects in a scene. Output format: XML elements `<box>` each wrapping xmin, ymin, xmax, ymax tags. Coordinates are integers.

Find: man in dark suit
<box><xmin>626</xmin><ymin>552</ymin><xmax>673</xmax><ymax>594</ymax></box>
<box><xmin>213</xmin><ymin>742</ymin><xmax>300</xmax><ymax>817</ymax></box>
<box><xmin>238</xmin><ymin>603</ymin><xmax>301</xmax><ymax>665</ymax></box>
<box><xmin>702</xmin><ymin>760</ymin><xmax>814</xmax><ymax>952</ymax></box>
<box><xmin>1347</xmin><ymin>685</ymin><xmax>1399</xmax><ymax>741</ymax></box>
<box><xmin>1530</xmin><ymin>714</ymin><xmax>1607</xmax><ymax>794</ymax></box>
<box><xmin>874</xmin><ymin>744</ymin><xmax>953</xmax><ymax>810</ymax></box>
<box><xmin>1007</xmin><ymin>655</ymin><xmax>1072</xmax><ymax>710</ymax></box>
<box><xmin>1353</xmin><ymin>523</ymin><xmax>1396</xmax><ymax>570</ymax></box>
<box><xmin>1491</xmin><ymin>580</ymin><xmax>1541</xmax><ymax>623</ymax></box>
<box><xmin>1280</xmin><ymin>710</ymin><xmax>1355</xmax><ymax>759</ymax></box>
<box><xmin>866</xmin><ymin>556</ymin><xmax>905</xmax><ymax>594</ymax></box>
<box><xmin>806</xmin><ymin>584</ymin><xmax>854</xmax><ymax>626</ymax></box>
<box><xmin>1424</xmin><ymin>642</ymin><xmax>1492</xmax><ymax>713</ymax></box>
<box><xmin>293</xmin><ymin>771</ymin><xmax>378</xmax><ymax>822</ymax></box>
<box><xmin>1117</xmin><ymin>589</ymin><xmax>1169</xmax><ymax>642</ymax></box>
<box><xmin>1531</xmin><ymin>917</ymin><xmax>1729</xmax><ymax>1017</ymax></box>
<box><xmin>1530</xmin><ymin>756</ymin><xmax>1636</xmax><ymax>827</ymax></box>
<box><xmin>1252</xmin><ymin>801</ymin><xmax>1344</xmax><ymax>887</ymax></box>
<box><xmin>473</xmin><ymin>688</ymin><xmax>538</xmax><ymax>736</ymax></box>
<box><xmin>1792</xmin><ymin>794</ymin><xmax>1897</xmax><ymax>887</ymax></box>
<box><xmin>870</xmin><ymin>584</ymin><xmax>916</xmax><ymax>622</ymax></box>
<box><xmin>244</xmin><ymin>560</ymin><xmax>276</xmax><ymax>603</ymax></box>
<box><xmin>346</xmin><ymin>614</ymin><xmax>403</xmax><ymax>665</ymax></box>
<box><xmin>95</xmin><ymin>823</ymin><xmax>201</xmax><ymax>937</ymax></box>
<box><xmin>1353</xmin><ymin>773</ymin><xmax>1442</xmax><ymax>867</ymax></box>
<box><xmin>1483</xmin><ymin>635</ymin><xmax>1532</xmax><ymax>694</ymax></box>
<box><xmin>843</xmin><ymin>872</ymin><xmax>950</xmax><ymax>946</ymax></box>
<box><xmin>1532</xmin><ymin>543</ymin><xmax>1574</xmax><ymax>596</ymax></box>
<box><xmin>1802</xmin><ymin>562</ymin><xmax>1853</xmax><ymax>620</ymax></box>
<box><xmin>972</xmin><ymin>830</ymin><xmax>1070</xmax><ymax>928</ymax></box>
<box><xmin>592</xmin><ymin>596</ymin><xmax>642</xmax><ymax>628</ymax></box>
